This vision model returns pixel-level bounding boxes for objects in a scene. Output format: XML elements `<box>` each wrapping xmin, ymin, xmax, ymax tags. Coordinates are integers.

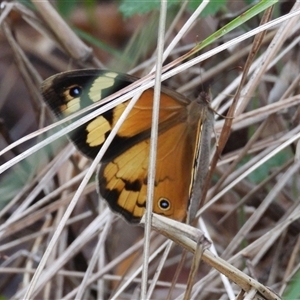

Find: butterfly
<box><xmin>41</xmin><ymin>69</ymin><xmax>214</xmax><ymax>224</ymax></box>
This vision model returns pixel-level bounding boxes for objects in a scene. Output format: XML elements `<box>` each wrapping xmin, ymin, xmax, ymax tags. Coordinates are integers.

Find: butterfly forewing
<box><xmin>41</xmin><ymin>70</ymin><xmax>134</xmax><ymax>160</ymax></box>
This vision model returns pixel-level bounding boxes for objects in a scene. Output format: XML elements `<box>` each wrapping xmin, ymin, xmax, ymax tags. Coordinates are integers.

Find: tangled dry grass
<box><xmin>0</xmin><ymin>1</ymin><xmax>300</xmax><ymax>299</ymax></box>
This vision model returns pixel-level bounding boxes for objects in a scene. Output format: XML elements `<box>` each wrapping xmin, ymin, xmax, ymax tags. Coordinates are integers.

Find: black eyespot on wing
<box><xmin>158</xmin><ymin>198</ymin><xmax>171</xmax><ymax>211</ymax></box>
<box><xmin>69</xmin><ymin>85</ymin><xmax>82</xmax><ymax>97</ymax></box>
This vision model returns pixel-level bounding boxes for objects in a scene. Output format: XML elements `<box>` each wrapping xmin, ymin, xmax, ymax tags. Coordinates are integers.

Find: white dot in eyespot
<box><xmin>69</xmin><ymin>86</ymin><xmax>82</xmax><ymax>97</ymax></box>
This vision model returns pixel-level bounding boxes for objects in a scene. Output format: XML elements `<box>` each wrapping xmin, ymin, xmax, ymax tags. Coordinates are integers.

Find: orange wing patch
<box><xmin>98</xmin><ymin>117</ymin><xmax>198</xmax><ymax>223</ymax></box>
<box><xmin>99</xmin><ymin>140</ymin><xmax>149</xmax><ymax>222</ymax></box>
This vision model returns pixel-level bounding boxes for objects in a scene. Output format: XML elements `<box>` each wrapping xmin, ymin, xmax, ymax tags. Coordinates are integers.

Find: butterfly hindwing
<box><xmin>99</xmin><ymin>121</ymin><xmax>198</xmax><ymax>223</ymax></box>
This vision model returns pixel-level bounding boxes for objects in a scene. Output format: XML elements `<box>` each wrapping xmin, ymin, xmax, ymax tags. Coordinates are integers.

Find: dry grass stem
<box><xmin>1</xmin><ymin>1</ymin><xmax>300</xmax><ymax>299</ymax></box>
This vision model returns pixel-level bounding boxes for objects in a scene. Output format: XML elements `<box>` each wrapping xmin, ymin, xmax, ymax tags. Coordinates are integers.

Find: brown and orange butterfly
<box><xmin>41</xmin><ymin>69</ymin><xmax>213</xmax><ymax>224</ymax></box>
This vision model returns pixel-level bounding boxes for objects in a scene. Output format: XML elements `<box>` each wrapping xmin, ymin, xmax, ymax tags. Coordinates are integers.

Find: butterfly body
<box><xmin>41</xmin><ymin>70</ymin><xmax>213</xmax><ymax>223</ymax></box>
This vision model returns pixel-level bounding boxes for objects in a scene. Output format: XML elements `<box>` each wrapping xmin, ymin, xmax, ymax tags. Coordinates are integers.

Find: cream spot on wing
<box><xmin>86</xmin><ymin>116</ymin><xmax>111</xmax><ymax>146</ymax></box>
<box><xmin>61</xmin><ymin>98</ymin><xmax>80</xmax><ymax>115</ymax></box>
<box><xmin>111</xmin><ymin>103</ymin><xmax>126</xmax><ymax>127</ymax></box>
<box><xmin>88</xmin><ymin>73</ymin><xmax>118</xmax><ymax>101</ymax></box>
<box><xmin>105</xmin><ymin>72</ymin><xmax>119</xmax><ymax>78</ymax></box>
